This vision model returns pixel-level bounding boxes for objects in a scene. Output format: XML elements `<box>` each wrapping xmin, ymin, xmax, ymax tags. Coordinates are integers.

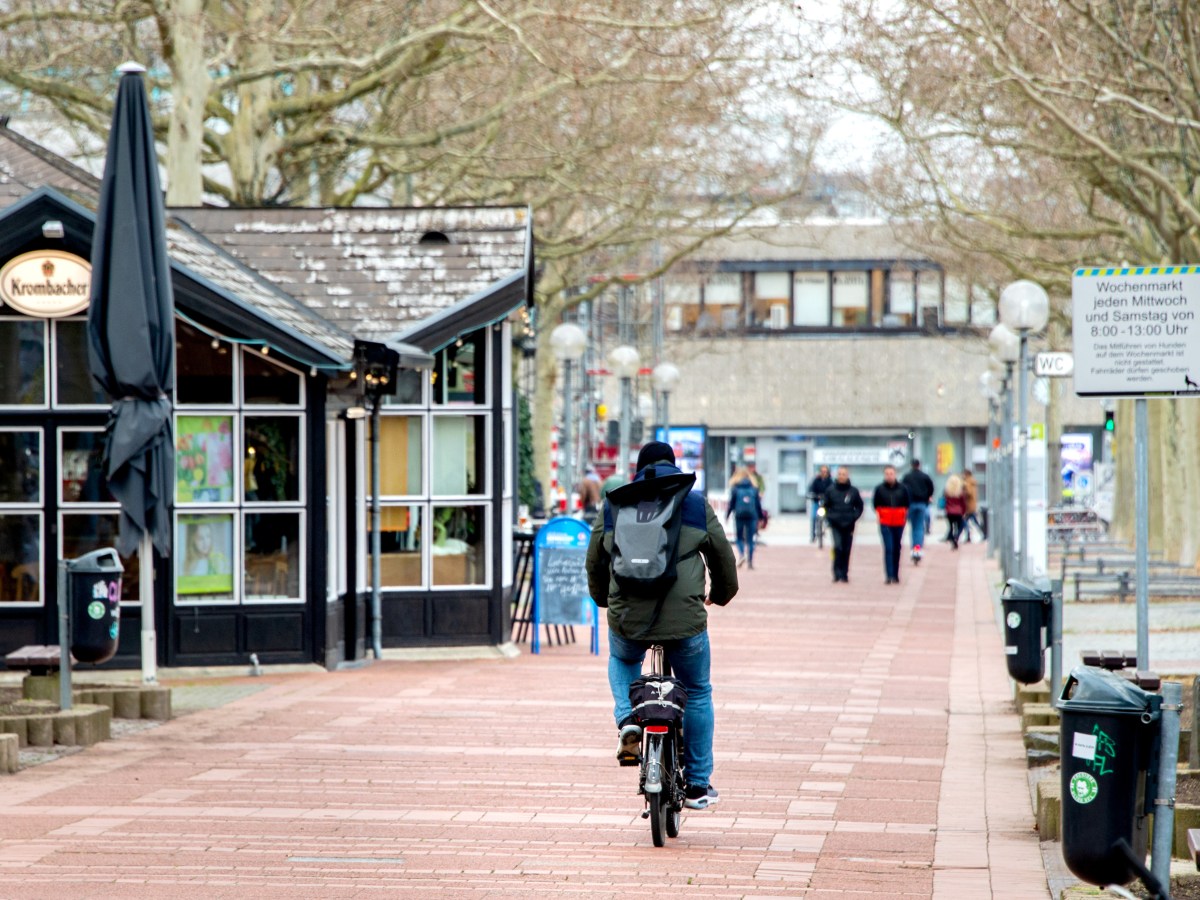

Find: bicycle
<box><xmin>632</xmin><ymin>644</ymin><xmax>687</xmax><ymax>847</ymax></box>
<box><xmin>809</xmin><ymin>494</ymin><xmax>827</xmax><ymax>549</ymax></box>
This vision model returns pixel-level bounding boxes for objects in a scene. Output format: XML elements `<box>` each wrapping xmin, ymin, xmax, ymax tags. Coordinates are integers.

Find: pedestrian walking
<box><xmin>872</xmin><ymin>465</ymin><xmax>910</xmax><ymax>584</ymax></box>
<box><xmin>823</xmin><ymin>466</ymin><xmax>864</xmax><ymax>583</ymax></box>
<box><xmin>807</xmin><ymin>465</ymin><xmax>833</xmax><ymax>542</ymax></box>
<box><xmin>577</xmin><ymin>468</ymin><xmax>601</xmax><ymax>522</ymax></box>
<box><xmin>943</xmin><ymin>473</ymin><xmax>966</xmax><ymax>549</ymax></box>
<box><xmin>900</xmin><ymin>459</ymin><xmax>934</xmax><ymax>564</ymax></box>
<box><xmin>961</xmin><ymin>469</ymin><xmax>981</xmax><ymax>542</ymax></box>
<box><xmin>725</xmin><ymin>465</ymin><xmax>764</xmax><ymax>568</ymax></box>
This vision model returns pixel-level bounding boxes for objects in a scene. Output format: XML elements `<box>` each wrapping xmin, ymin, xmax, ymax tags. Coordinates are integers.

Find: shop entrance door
<box><xmin>777</xmin><ymin>448</ymin><xmax>808</xmax><ymax>513</ymax></box>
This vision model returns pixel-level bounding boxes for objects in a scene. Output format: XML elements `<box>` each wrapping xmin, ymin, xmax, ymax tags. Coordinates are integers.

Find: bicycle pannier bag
<box><xmin>606</xmin><ymin>470</ymin><xmax>697</xmax><ymax>595</ymax></box>
<box><xmin>629</xmin><ymin>674</ymin><xmax>688</xmax><ymax>726</ymax></box>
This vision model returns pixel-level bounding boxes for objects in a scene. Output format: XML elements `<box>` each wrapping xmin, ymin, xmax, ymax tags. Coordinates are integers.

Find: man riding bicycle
<box><xmin>586</xmin><ymin>441</ymin><xmax>739</xmax><ymax>810</ymax></box>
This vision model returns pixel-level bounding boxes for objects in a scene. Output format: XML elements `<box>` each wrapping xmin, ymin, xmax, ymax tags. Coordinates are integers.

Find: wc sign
<box><xmin>1034</xmin><ymin>352</ymin><xmax>1074</xmax><ymax>377</ymax></box>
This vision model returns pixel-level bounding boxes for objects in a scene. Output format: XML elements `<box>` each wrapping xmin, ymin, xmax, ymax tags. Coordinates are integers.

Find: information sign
<box><xmin>1072</xmin><ymin>266</ymin><xmax>1200</xmax><ymax>396</ymax></box>
<box><xmin>532</xmin><ymin>516</ymin><xmax>598</xmax><ymax>654</ymax></box>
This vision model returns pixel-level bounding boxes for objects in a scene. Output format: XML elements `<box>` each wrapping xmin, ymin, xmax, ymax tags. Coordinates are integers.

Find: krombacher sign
<box><xmin>0</xmin><ymin>249</ymin><xmax>92</xmax><ymax>318</ymax></box>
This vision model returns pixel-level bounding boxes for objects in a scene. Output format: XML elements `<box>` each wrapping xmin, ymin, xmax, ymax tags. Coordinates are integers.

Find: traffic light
<box><xmin>1104</xmin><ymin>410</ymin><xmax>1115</xmax><ymax>432</ymax></box>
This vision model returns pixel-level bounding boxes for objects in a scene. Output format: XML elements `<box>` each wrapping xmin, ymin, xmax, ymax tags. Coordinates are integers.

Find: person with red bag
<box><xmin>943</xmin><ymin>474</ymin><xmax>966</xmax><ymax>549</ymax></box>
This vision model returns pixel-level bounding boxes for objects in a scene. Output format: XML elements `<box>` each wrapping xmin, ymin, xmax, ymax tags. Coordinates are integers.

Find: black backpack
<box><xmin>732</xmin><ymin>482</ymin><xmax>758</xmax><ymax>518</ymax></box>
<box><xmin>606</xmin><ymin>469</ymin><xmax>697</xmax><ymax>597</ymax></box>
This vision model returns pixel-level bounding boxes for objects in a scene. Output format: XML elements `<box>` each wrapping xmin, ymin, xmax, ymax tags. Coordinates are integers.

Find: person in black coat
<box><xmin>823</xmin><ymin>466</ymin><xmax>864</xmax><ymax>583</ymax></box>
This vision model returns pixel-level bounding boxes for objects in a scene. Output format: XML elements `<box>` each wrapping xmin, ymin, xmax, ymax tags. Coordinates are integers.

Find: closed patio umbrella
<box><xmin>86</xmin><ymin>62</ymin><xmax>175</xmax><ymax>684</ymax></box>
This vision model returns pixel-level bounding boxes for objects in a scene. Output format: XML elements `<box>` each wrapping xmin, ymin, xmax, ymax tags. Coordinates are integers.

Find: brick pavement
<box><xmin>0</xmin><ymin>540</ymin><xmax>1047</xmax><ymax>899</ymax></box>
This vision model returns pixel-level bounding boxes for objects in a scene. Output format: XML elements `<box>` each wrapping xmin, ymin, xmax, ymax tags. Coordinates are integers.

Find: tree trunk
<box><xmin>1180</xmin><ymin>400</ymin><xmax>1200</xmax><ymax>569</ymax></box>
<box><xmin>160</xmin><ymin>0</ymin><xmax>209</xmax><ymax>206</ymax></box>
<box><xmin>226</xmin><ymin>4</ymin><xmax>279</xmax><ymax>205</ymax></box>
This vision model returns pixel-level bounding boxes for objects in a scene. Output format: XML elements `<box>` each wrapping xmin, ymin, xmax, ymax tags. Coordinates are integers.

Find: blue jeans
<box><xmin>880</xmin><ymin>524</ymin><xmax>904</xmax><ymax>580</ymax></box>
<box><xmin>608</xmin><ymin>630</ymin><xmax>714</xmax><ymax>788</ymax></box>
<box><xmin>735</xmin><ymin>516</ymin><xmax>757</xmax><ymax>564</ymax></box>
<box><xmin>908</xmin><ymin>503</ymin><xmax>928</xmax><ymax>549</ymax></box>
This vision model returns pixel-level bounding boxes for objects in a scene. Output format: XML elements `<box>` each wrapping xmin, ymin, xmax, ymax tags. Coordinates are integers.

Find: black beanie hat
<box><xmin>636</xmin><ymin>441</ymin><xmax>675</xmax><ymax>471</ymax></box>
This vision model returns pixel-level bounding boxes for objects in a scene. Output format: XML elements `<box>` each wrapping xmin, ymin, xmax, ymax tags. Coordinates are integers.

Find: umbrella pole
<box><xmin>140</xmin><ymin>532</ymin><xmax>158</xmax><ymax>684</ymax></box>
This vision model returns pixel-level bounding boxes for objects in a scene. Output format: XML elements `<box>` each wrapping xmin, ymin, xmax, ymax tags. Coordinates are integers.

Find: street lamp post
<box><xmin>999</xmin><ymin>282</ymin><xmax>1050</xmax><ymax>579</ymax></box>
<box><xmin>550</xmin><ymin>323</ymin><xmax>587</xmax><ymax>515</ymax></box>
<box><xmin>990</xmin><ymin>324</ymin><xmax>1020</xmax><ymax>579</ymax></box>
<box><xmin>609</xmin><ymin>345</ymin><xmax>640</xmax><ymax>480</ymax></box>
<box><xmin>652</xmin><ymin>361</ymin><xmax>681</xmax><ymax>435</ymax></box>
<box><xmin>979</xmin><ymin>370</ymin><xmax>999</xmax><ymax>560</ymax></box>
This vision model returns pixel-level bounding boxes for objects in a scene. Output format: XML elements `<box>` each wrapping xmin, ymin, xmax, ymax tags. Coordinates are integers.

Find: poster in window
<box><xmin>177</xmin><ymin>513</ymin><xmax>234</xmax><ymax>596</ymax></box>
<box><xmin>176</xmin><ymin>415</ymin><xmax>234</xmax><ymax>502</ymax></box>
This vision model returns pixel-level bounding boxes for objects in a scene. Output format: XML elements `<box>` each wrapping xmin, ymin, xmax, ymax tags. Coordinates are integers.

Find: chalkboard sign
<box><xmin>533</xmin><ymin>516</ymin><xmax>599</xmax><ymax>654</ymax></box>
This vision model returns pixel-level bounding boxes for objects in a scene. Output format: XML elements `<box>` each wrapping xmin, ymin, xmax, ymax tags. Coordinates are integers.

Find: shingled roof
<box><xmin>0</xmin><ymin>123</ymin><xmax>100</xmax><ymax>209</ymax></box>
<box><xmin>176</xmin><ymin>206</ymin><xmax>533</xmax><ymax>347</ymax></box>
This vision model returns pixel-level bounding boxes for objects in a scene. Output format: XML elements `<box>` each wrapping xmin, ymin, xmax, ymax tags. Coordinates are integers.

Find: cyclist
<box><xmin>586</xmin><ymin>441</ymin><xmax>739</xmax><ymax>810</ymax></box>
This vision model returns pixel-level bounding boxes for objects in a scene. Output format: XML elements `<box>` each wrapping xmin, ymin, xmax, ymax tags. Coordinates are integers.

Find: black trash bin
<box><xmin>1001</xmin><ymin>577</ymin><xmax>1052</xmax><ymax>684</ymax></box>
<box><xmin>1058</xmin><ymin>666</ymin><xmax>1162</xmax><ymax>887</ymax></box>
<box><xmin>67</xmin><ymin>548</ymin><xmax>124</xmax><ymax>664</ymax></box>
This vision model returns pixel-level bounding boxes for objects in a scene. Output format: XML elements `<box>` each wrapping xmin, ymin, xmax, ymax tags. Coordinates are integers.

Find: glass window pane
<box><xmin>432</xmin><ymin>505</ymin><xmax>486</xmax><ymax>586</ymax></box>
<box><xmin>367</xmin><ymin>504</ymin><xmax>423</xmax><ymax>588</ymax></box>
<box><xmin>244</xmin><ymin>416</ymin><xmax>302</xmax><ymax>502</ymax></box>
<box><xmin>0</xmin><ymin>431</ymin><xmax>40</xmax><ymax>503</ymax></box>
<box><xmin>176</xmin><ymin>415</ymin><xmax>235</xmax><ymax>503</ymax></box>
<box><xmin>793</xmin><ymin>272</ymin><xmax>829</xmax><ymax>326</ymax></box>
<box><xmin>433</xmin><ymin>330</ymin><xmax>486</xmax><ymax>405</ymax></box>
<box><xmin>176</xmin><ymin>320</ymin><xmax>234</xmax><ymax>405</ymax></box>
<box><xmin>752</xmin><ymin>271</ymin><xmax>790</xmax><ymax>328</ymax></box>
<box><xmin>432</xmin><ymin>415</ymin><xmax>486</xmax><ymax>495</ymax></box>
<box><xmin>381</xmin><ymin>369</ymin><xmax>423</xmax><ymax>406</ymax></box>
<box><xmin>367</xmin><ymin>415</ymin><xmax>422</xmax><ymax>497</ymax></box>
<box><xmin>0</xmin><ymin>319</ymin><xmax>46</xmax><ymax>405</ymax></box>
<box><xmin>243</xmin><ymin>351</ymin><xmax>302</xmax><ymax>405</ymax></box>
<box><xmin>61</xmin><ymin>430</ymin><xmax>114</xmax><ymax>503</ymax></box>
<box><xmin>54</xmin><ymin>320</ymin><xmax>107</xmax><ymax>405</ymax></box>
<box><xmin>245</xmin><ymin>512</ymin><xmax>301</xmax><ymax>600</ymax></box>
<box><xmin>61</xmin><ymin>513</ymin><xmax>139</xmax><ymax>603</ymax></box>
<box><xmin>704</xmin><ymin>273</ymin><xmax>740</xmax><ymax>305</ymax></box>
<box><xmin>832</xmin><ymin>271</ymin><xmax>869</xmax><ymax>326</ymax></box>
<box><xmin>0</xmin><ymin>514</ymin><xmax>41</xmax><ymax>603</ymax></box>
<box><xmin>176</xmin><ymin>513</ymin><xmax>235</xmax><ymax>600</ymax></box>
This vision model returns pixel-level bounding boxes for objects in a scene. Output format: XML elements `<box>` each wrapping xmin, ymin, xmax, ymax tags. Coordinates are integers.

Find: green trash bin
<box><xmin>1000</xmin><ymin>577</ymin><xmax>1051</xmax><ymax>684</ymax></box>
<box><xmin>1058</xmin><ymin>666</ymin><xmax>1161</xmax><ymax>887</ymax></box>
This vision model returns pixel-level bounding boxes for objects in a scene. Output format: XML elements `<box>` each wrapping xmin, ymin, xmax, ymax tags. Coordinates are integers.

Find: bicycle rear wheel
<box><xmin>665</xmin><ymin>732</ymin><xmax>682</xmax><ymax>838</ymax></box>
<box><xmin>645</xmin><ymin>733</ymin><xmax>668</xmax><ymax>847</ymax></box>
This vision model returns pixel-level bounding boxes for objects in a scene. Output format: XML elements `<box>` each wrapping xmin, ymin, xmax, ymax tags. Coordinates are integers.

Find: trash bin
<box><xmin>1058</xmin><ymin>666</ymin><xmax>1162</xmax><ymax>887</ymax></box>
<box><xmin>68</xmin><ymin>548</ymin><xmax>124</xmax><ymax>665</ymax></box>
<box><xmin>1000</xmin><ymin>577</ymin><xmax>1051</xmax><ymax>684</ymax></box>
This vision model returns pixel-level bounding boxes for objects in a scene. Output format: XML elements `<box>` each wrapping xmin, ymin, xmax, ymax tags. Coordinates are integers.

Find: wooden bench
<box><xmin>4</xmin><ymin>645</ymin><xmax>62</xmax><ymax>676</ymax></box>
<box><xmin>1189</xmin><ymin>828</ymin><xmax>1199</xmax><ymax>871</ymax></box>
<box><xmin>1078</xmin><ymin>651</ymin><xmax>1160</xmax><ymax>690</ymax></box>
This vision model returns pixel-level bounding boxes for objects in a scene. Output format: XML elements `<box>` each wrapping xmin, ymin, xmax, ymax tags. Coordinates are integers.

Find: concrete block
<box><xmin>0</xmin><ymin>733</ymin><xmax>17</xmax><ymax>773</ymax></box>
<box><xmin>22</xmin><ymin>674</ymin><xmax>60</xmax><ymax>702</ymax></box>
<box><xmin>0</xmin><ymin>716</ymin><xmax>28</xmax><ymax>748</ymax></box>
<box><xmin>52</xmin><ymin>712</ymin><xmax>76</xmax><ymax>746</ymax></box>
<box><xmin>1175</xmin><ymin>803</ymin><xmax>1200</xmax><ymax>859</ymax></box>
<box><xmin>1021</xmin><ymin>702</ymin><xmax>1059</xmax><ymax>729</ymax></box>
<box><xmin>1016</xmin><ymin>682</ymin><xmax>1050</xmax><ymax>713</ymax></box>
<box><xmin>90</xmin><ymin>689</ymin><xmax>114</xmax><ymax>712</ymax></box>
<box><xmin>140</xmin><ymin>688</ymin><xmax>171</xmax><ymax>721</ymax></box>
<box><xmin>1024</xmin><ymin>727</ymin><xmax>1060</xmax><ymax>766</ymax></box>
<box><xmin>25</xmin><ymin>715</ymin><xmax>53</xmax><ymax>747</ymax></box>
<box><xmin>1037</xmin><ymin>777</ymin><xmax>1061</xmax><ymax>841</ymax></box>
<box><xmin>112</xmin><ymin>690</ymin><xmax>141</xmax><ymax>719</ymax></box>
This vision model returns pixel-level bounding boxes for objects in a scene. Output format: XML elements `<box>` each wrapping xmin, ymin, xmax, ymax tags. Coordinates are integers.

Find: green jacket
<box><xmin>585</xmin><ymin>463</ymin><xmax>739</xmax><ymax>641</ymax></box>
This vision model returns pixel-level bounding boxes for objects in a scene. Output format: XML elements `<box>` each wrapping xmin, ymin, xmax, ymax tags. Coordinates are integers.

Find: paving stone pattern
<box><xmin>0</xmin><ymin>543</ymin><xmax>1048</xmax><ymax>898</ymax></box>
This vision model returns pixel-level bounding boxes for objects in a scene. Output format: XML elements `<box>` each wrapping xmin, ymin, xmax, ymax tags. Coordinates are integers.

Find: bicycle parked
<box><xmin>628</xmin><ymin>644</ymin><xmax>687</xmax><ymax>847</ymax></box>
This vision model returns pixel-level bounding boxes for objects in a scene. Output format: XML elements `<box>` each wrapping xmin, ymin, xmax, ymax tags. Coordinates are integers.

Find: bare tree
<box><xmin>0</xmin><ymin>0</ymin><xmax>815</xmax><ymax>495</ymax></box>
<box><xmin>798</xmin><ymin>0</ymin><xmax>1200</xmax><ymax>564</ymax></box>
